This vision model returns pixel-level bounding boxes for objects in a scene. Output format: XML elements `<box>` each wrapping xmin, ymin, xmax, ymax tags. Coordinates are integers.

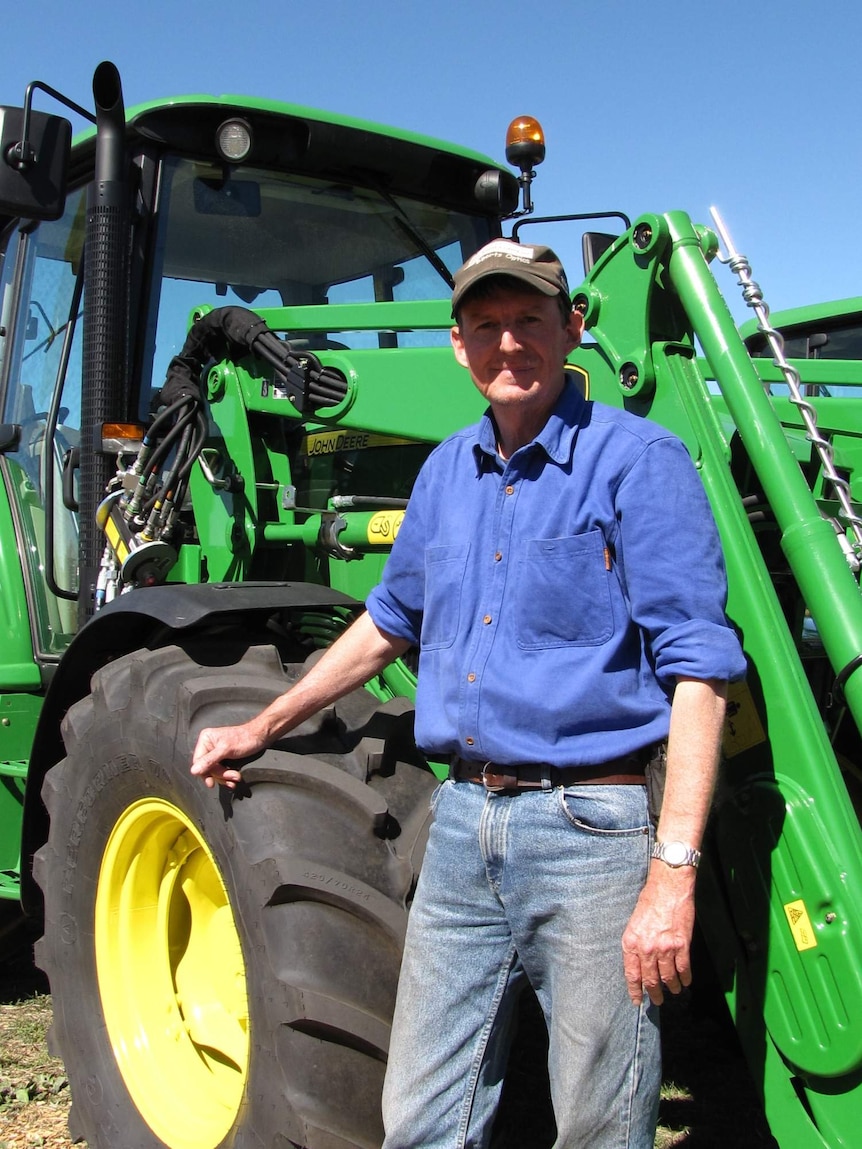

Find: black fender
<box><xmin>20</xmin><ymin>580</ymin><xmax>360</xmax><ymax>917</ymax></box>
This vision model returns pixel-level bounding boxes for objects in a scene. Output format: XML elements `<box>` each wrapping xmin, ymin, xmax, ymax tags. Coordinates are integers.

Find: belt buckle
<box><xmin>481</xmin><ymin>763</ymin><xmax>516</xmax><ymax>793</ymax></box>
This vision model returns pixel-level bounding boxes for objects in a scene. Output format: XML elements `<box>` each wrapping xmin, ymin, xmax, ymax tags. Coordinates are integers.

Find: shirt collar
<box><xmin>472</xmin><ymin>375</ymin><xmax>587</xmax><ymax>473</ymax></box>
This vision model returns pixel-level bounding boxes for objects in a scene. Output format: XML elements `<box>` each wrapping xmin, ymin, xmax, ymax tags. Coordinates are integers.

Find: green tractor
<box><xmin>1</xmin><ymin>59</ymin><xmax>861</xmax><ymax>1149</ymax></box>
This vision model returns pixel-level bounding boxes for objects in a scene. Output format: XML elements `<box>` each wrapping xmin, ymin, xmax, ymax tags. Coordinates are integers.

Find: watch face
<box><xmin>663</xmin><ymin>841</ymin><xmax>687</xmax><ymax>865</ymax></box>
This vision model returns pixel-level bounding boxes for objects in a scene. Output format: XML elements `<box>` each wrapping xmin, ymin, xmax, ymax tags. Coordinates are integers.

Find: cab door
<box><xmin>0</xmin><ymin>185</ymin><xmax>87</xmax><ymax>669</ymax></box>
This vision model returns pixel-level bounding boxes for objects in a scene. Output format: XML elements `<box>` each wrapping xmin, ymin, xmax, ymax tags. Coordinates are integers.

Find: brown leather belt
<box><xmin>448</xmin><ymin>753</ymin><xmax>648</xmax><ymax>794</ymax></box>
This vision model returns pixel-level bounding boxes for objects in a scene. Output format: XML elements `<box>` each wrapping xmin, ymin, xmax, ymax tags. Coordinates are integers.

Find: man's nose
<box><xmin>499</xmin><ymin>327</ymin><xmax>522</xmax><ymax>351</ymax></box>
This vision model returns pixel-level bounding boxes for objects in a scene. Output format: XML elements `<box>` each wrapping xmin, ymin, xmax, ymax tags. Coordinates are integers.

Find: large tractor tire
<box><xmin>34</xmin><ymin>640</ymin><xmax>437</xmax><ymax>1149</ymax></box>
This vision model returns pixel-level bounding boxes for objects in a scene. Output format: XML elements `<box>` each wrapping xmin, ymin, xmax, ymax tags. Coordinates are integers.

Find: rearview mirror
<box><xmin>0</xmin><ymin>107</ymin><xmax>71</xmax><ymax>221</ymax></box>
<box><xmin>581</xmin><ymin>232</ymin><xmax>619</xmax><ymax>274</ymax></box>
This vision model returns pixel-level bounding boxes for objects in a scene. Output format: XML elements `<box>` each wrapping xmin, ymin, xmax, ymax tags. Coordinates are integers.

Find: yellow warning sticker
<box><xmin>366</xmin><ymin>510</ymin><xmax>405</xmax><ymax>545</ymax></box>
<box><xmin>783</xmin><ymin>899</ymin><xmax>818</xmax><ymax>952</ymax></box>
<box><xmin>104</xmin><ymin>517</ymin><xmax>129</xmax><ymax>564</ymax></box>
<box><xmin>722</xmin><ymin>680</ymin><xmax>767</xmax><ymax>758</ymax></box>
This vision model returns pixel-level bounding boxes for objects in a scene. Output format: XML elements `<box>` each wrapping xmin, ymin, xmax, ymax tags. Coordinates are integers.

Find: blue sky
<box><xmin>2</xmin><ymin>0</ymin><xmax>857</xmax><ymax>326</ymax></box>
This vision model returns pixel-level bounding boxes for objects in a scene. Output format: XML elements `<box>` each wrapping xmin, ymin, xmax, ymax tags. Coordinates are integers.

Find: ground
<box><xmin>0</xmin><ymin>948</ymin><xmax>777</xmax><ymax>1149</ymax></box>
<box><xmin>0</xmin><ymin>955</ymin><xmax>73</xmax><ymax>1149</ymax></box>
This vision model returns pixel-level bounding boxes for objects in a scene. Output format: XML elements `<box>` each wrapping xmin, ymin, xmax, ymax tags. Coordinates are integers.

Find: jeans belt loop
<box><xmin>540</xmin><ymin>762</ymin><xmax>552</xmax><ymax>791</ymax></box>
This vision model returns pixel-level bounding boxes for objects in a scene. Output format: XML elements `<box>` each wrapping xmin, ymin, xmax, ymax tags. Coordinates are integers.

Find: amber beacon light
<box><xmin>505</xmin><ymin>116</ymin><xmax>545</xmax><ymax>214</ymax></box>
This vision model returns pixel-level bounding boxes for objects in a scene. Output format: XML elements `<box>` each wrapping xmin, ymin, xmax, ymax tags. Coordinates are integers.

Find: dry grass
<box><xmin>0</xmin><ymin>956</ymin><xmax>81</xmax><ymax>1149</ymax></box>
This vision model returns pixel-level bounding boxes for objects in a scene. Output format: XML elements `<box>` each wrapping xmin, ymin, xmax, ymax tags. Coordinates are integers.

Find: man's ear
<box><xmin>450</xmin><ymin>325</ymin><xmax>470</xmax><ymax>368</ymax></box>
<box><xmin>565</xmin><ymin>309</ymin><xmax>585</xmax><ymax>354</ymax></box>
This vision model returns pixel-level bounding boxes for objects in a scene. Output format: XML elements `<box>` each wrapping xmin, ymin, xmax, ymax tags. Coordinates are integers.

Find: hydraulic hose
<box><xmin>158</xmin><ymin>306</ymin><xmax>348</xmax><ymax>412</ymax></box>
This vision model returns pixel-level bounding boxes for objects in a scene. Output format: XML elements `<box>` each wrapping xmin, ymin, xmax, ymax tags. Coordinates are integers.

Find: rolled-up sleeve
<box><xmin>365</xmin><ymin>465</ymin><xmax>431</xmax><ymax>645</ymax></box>
<box><xmin>614</xmin><ymin>436</ymin><xmax>747</xmax><ymax>686</ymax></box>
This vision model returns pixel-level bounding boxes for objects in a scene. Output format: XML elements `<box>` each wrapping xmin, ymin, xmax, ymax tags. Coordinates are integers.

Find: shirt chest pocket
<box><xmin>515</xmin><ymin>530</ymin><xmax>615</xmax><ymax>649</ymax></box>
<box><xmin>421</xmin><ymin>543</ymin><xmax>470</xmax><ymax>649</ymax></box>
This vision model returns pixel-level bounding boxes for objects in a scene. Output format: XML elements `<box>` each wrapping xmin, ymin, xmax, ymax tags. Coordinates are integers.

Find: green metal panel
<box><xmin>187</xmin><ymin>319</ymin><xmax>486</xmax><ymax>597</ymax></box>
<box><xmin>0</xmin><ymin>693</ymin><xmax>41</xmax><ymax>893</ymax></box>
<box><xmin>0</xmin><ymin>471</ymin><xmax>43</xmax><ymax>895</ymax></box>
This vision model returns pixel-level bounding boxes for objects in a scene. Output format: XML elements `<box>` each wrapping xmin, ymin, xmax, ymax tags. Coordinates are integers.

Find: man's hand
<box><xmin>621</xmin><ymin>868</ymin><xmax>696</xmax><ymax>1006</ymax></box>
<box><xmin>190</xmin><ymin>722</ymin><xmax>266</xmax><ymax>789</ymax></box>
<box><xmin>189</xmin><ymin>615</ymin><xmax>410</xmax><ymax>791</ymax></box>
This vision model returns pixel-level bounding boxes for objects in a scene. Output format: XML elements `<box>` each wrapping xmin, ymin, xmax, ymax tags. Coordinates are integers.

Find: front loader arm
<box><xmin>572</xmin><ymin>210</ymin><xmax>862</xmax><ymax>1148</ymax></box>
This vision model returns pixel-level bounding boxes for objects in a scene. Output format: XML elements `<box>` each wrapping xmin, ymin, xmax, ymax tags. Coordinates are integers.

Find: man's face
<box><xmin>450</xmin><ymin>284</ymin><xmax>583</xmax><ymax>416</ymax></box>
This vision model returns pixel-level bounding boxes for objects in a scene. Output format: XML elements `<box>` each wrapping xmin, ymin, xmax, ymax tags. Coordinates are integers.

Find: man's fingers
<box><xmin>190</xmin><ymin>730</ymin><xmax>220</xmax><ymax>774</ymax></box>
<box><xmin>190</xmin><ymin>728</ymin><xmax>249</xmax><ymax>788</ymax></box>
<box><xmin>623</xmin><ymin>947</ymin><xmax>646</xmax><ymax>1006</ymax></box>
<box><xmin>647</xmin><ymin>986</ymin><xmax>665</xmax><ymax>1006</ymax></box>
<box><xmin>658</xmin><ymin>952</ymin><xmax>692</xmax><ymax>996</ymax></box>
<box><xmin>641</xmin><ymin>971</ymin><xmax>665</xmax><ymax>1006</ymax></box>
<box><xmin>623</xmin><ymin>944</ymin><xmax>691</xmax><ymax>1006</ymax></box>
<box><xmin>196</xmin><ymin>762</ymin><xmax>243</xmax><ymax>790</ymax></box>
<box><xmin>657</xmin><ymin>958</ymin><xmax>682</xmax><ymax>994</ymax></box>
<box><xmin>190</xmin><ymin>754</ymin><xmax>222</xmax><ymax>779</ymax></box>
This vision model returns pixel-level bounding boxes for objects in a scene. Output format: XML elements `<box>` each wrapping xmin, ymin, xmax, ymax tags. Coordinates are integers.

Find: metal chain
<box><xmin>709</xmin><ymin>206</ymin><xmax>862</xmax><ymax>571</ymax></box>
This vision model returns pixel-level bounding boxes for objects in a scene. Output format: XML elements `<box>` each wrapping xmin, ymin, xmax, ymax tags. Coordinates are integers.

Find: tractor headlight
<box><xmin>216</xmin><ymin>118</ymin><xmax>253</xmax><ymax>163</ymax></box>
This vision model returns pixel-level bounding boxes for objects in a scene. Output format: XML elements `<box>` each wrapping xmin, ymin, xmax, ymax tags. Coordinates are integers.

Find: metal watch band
<box><xmin>651</xmin><ymin>839</ymin><xmax>701</xmax><ymax>869</ymax></box>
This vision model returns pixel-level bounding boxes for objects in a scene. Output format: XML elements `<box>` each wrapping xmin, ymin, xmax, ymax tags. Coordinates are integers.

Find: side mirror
<box><xmin>0</xmin><ymin>106</ymin><xmax>71</xmax><ymax>221</ymax></box>
<box><xmin>474</xmin><ymin>169</ymin><xmax>521</xmax><ymax>217</ymax></box>
<box><xmin>581</xmin><ymin>232</ymin><xmax>620</xmax><ymax>274</ymax></box>
<box><xmin>0</xmin><ymin>424</ymin><xmax>22</xmax><ymax>452</ymax></box>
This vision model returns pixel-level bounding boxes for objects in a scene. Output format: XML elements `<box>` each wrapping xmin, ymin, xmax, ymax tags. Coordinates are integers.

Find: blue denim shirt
<box><xmin>366</xmin><ymin>379</ymin><xmax>746</xmax><ymax>766</ymax></box>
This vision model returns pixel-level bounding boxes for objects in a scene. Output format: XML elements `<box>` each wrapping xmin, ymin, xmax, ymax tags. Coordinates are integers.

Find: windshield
<box><xmin>745</xmin><ymin>316</ymin><xmax>862</xmax><ymax>398</ymax></box>
<box><xmin>146</xmin><ymin>156</ymin><xmax>493</xmax><ymax>394</ymax></box>
<box><xmin>747</xmin><ymin>320</ymin><xmax>862</xmax><ymax>362</ymax></box>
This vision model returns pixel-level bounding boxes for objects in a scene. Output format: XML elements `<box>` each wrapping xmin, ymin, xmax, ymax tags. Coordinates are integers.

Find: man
<box><xmin>192</xmin><ymin>240</ymin><xmax>747</xmax><ymax>1148</ymax></box>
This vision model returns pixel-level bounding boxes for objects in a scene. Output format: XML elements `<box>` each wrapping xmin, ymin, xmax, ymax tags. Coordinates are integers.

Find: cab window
<box><xmin>0</xmin><ymin>187</ymin><xmax>86</xmax><ymax>655</ymax></box>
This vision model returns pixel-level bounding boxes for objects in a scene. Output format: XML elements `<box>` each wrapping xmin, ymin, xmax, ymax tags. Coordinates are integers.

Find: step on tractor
<box><xmin>1</xmin><ymin>58</ymin><xmax>861</xmax><ymax>1149</ymax></box>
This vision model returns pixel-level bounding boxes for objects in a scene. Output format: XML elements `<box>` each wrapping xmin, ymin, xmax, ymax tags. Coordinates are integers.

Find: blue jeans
<box><xmin>381</xmin><ymin>779</ymin><xmax>661</xmax><ymax>1149</ymax></box>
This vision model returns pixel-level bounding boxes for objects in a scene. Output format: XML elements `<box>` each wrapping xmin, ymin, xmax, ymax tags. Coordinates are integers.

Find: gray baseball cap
<box><xmin>451</xmin><ymin>239</ymin><xmax>570</xmax><ymax>315</ymax></box>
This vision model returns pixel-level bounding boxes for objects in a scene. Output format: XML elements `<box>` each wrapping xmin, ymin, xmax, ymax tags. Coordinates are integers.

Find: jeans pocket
<box><xmin>558</xmin><ymin>785</ymin><xmax>649</xmax><ymax>837</ymax></box>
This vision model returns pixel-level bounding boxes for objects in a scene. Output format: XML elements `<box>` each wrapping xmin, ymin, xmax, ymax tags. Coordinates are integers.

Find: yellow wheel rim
<box><xmin>96</xmin><ymin>798</ymin><xmax>249</xmax><ymax>1149</ymax></box>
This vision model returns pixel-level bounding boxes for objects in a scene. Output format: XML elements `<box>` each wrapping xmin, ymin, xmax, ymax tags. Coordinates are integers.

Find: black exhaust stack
<box><xmin>79</xmin><ymin>61</ymin><xmax>128</xmax><ymax>624</ymax></box>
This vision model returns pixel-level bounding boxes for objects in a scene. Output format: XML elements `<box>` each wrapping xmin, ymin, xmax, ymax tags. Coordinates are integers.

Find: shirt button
<box><xmin>494</xmin><ymin>552</ymin><xmax>502</xmax><ymax>562</ymax></box>
<box><xmin>466</xmin><ymin>737</ymin><xmax>475</xmax><ymax>746</ymax></box>
<box><xmin>483</xmin><ymin>614</ymin><xmax>492</xmax><ymax>625</ymax></box>
<box><xmin>505</xmin><ymin>485</ymin><xmax>515</xmax><ymax>495</ymax></box>
<box><xmin>467</xmin><ymin>672</ymin><xmax>476</xmax><ymax>683</ymax></box>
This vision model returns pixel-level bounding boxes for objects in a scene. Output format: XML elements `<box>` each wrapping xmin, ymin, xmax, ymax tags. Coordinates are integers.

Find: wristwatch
<box><xmin>651</xmin><ymin>840</ymin><xmax>701</xmax><ymax>869</ymax></box>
